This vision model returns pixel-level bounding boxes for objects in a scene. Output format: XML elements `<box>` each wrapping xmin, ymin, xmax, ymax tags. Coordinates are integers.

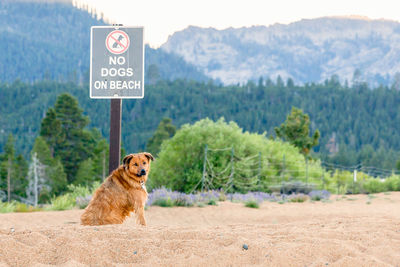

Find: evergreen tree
<box><xmin>0</xmin><ymin>135</ymin><xmax>28</xmax><ymax>201</ymax></box>
<box><xmin>75</xmin><ymin>158</ymin><xmax>96</xmax><ymax>186</ymax></box>
<box><xmin>92</xmin><ymin>139</ymin><xmax>109</xmax><ymax>181</ymax></box>
<box><xmin>4</xmin><ymin>134</ymin><xmax>14</xmax><ymax>202</ymax></box>
<box><xmin>147</xmin><ymin>64</ymin><xmax>161</xmax><ymax>85</ymax></box>
<box><xmin>275</xmin><ymin>107</ymin><xmax>320</xmax><ymax>157</ymax></box>
<box><xmin>40</xmin><ymin>93</ymin><xmax>94</xmax><ymax>183</ymax></box>
<box><xmin>146</xmin><ymin>118</ymin><xmax>176</xmax><ymax>156</ymax></box>
<box><xmin>12</xmin><ymin>154</ymin><xmax>29</xmax><ymax>199</ymax></box>
<box><xmin>40</xmin><ymin>108</ymin><xmax>63</xmax><ymax>157</ymax></box>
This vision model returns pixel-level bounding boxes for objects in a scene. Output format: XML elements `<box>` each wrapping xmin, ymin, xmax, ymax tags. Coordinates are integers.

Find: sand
<box><xmin>1</xmin><ymin>193</ymin><xmax>400</xmax><ymax>267</ymax></box>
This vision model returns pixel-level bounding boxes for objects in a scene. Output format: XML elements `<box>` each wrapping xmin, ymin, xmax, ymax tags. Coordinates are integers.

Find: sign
<box><xmin>106</xmin><ymin>30</ymin><xmax>130</xmax><ymax>54</ymax></box>
<box><xmin>90</xmin><ymin>26</ymin><xmax>144</xmax><ymax>99</ymax></box>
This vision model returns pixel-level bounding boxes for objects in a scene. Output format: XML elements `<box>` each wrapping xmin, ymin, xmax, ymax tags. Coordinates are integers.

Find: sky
<box><xmin>76</xmin><ymin>0</ymin><xmax>400</xmax><ymax>48</ymax></box>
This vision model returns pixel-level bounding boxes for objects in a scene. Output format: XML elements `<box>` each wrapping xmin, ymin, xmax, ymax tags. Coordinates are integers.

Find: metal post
<box><xmin>33</xmin><ymin>152</ymin><xmax>38</xmax><ymax>207</ymax></box>
<box><xmin>7</xmin><ymin>156</ymin><xmax>11</xmax><ymax>203</ymax></box>
<box><xmin>306</xmin><ymin>157</ymin><xmax>309</xmax><ymax>186</ymax></box>
<box><xmin>108</xmin><ymin>98</ymin><xmax>122</xmax><ymax>174</ymax></box>
<box><xmin>258</xmin><ymin>152</ymin><xmax>262</xmax><ymax>189</ymax></box>
<box><xmin>201</xmin><ymin>144</ymin><xmax>208</xmax><ymax>192</ymax></box>
<box><xmin>282</xmin><ymin>154</ymin><xmax>286</xmax><ymax>195</ymax></box>
<box><xmin>282</xmin><ymin>154</ymin><xmax>286</xmax><ymax>182</ymax></box>
<box><xmin>228</xmin><ymin>147</ymin><xmax>235</xmax><ymax>192</ymax></box>
<box><xmin>353</xmin><ymin>169</ymin><xmax>357</xmax><ymax>194</ymax></box>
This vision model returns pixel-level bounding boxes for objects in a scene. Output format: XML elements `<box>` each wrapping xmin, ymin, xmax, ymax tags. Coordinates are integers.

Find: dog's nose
<box><xmin>140</xmin><ymin>169</ymin><xmax>146</xmax><ymax>175</ymax></box>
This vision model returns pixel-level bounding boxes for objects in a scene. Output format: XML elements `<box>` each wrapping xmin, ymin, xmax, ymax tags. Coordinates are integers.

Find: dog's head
<box><xmin>122</xmin><ymin>152</ymin><xmax>154</xmax><ymax>182</ymax></box>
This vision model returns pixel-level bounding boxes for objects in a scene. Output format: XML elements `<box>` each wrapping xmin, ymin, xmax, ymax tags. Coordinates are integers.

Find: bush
<box><xmin>152</xmin><ymin>198</ymin><xmax>175</xmax><ymax>207</ymax></box>
<box><xmin>244</xmin><ymin>200</ymin><xmax>259</xmax><ymax>208</ymax></box>
<box><xmin>227</xmin><ymin>192</ymin><xmax>274</xmax><ymax>202</ymax></box>
<box><xmin>46</xmin><ymin>194</ymin><xmax>75</xmax><ymax>211</ymax></box>
<box><xmin>287</xmin><ymin>194</ymin><xmax>308</xmax><ymax>202</ymax></box>
<box><xmin>363</xmin><ymin>178</ymin><xmax>386</xmax><ymax>194</ymax></box>
<box><xmin>384</xmin><ymin>176</ymin><xmax>400</xmax><ymax>191</ymax></box>
<box><xmin>76</xmin><ymin>196</ymin><xmax>92</xmax><ymax>209</ymax></box>
<box><xmin>308</xmin><ymin>190</ymin><xmax>330</xmax><ymax>201</ymax></box>
<box><xmin>269</xmin><ymin>181</ymin><xmax>315</xmax><ymax>194</ymax></box>
<box><xmin>148</xmin><ymin>188</ymin><xmax>196</xmax><ymax>207</ymax></box>
<box><xmin>0</xmin><ymin>201</ymin><xmax>17</xmax><ymax>213</ymax></box>
<box><xmin>149</xmin><ymin>118</ymin><xmax>320</xmax><ymax>193</ymax></box>
<box><xmin>15</xmin><ymin>203</ymin><xmax>42</xmax><ymax>212</ymax></box>
<box><xmin>207</xmin><ymin>199</ymin><xmax>217</xmax><ymax>205</ymax></box>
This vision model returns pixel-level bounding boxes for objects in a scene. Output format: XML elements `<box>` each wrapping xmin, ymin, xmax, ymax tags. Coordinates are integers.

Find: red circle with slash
<box><xmin>106</xmin><ymin>30</ymin><xmax>130</xmax><ymax>54</ymax></box>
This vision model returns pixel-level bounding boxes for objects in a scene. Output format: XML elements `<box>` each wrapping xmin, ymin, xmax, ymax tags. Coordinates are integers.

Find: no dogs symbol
<box><xmin>106</xmin><ymin>30</ymin><xmax>130</xmax><ymax>54</ymax></box>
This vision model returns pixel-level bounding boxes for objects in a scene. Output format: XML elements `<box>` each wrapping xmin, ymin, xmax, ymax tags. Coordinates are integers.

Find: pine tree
<box><xmin>40</xmin><ymin>108</ymin><xmax>63</xmax><ymax>157</ymax></box>
<box><xmin>40</xmin><ymin>93</ymin><xmax>95</xmax><ymax>183</ymax></box>
<box><xmin>147</xmin><ymin>64</ymin><xmax>160</xmax><ymax>85</ymax></box>
<box><xmin>275</xmin><ymin>107</ymin><xmax>320</xmax><ymax>157</ymax></box>
<box><xmin>12</xmin><ymin>154</ymin><xmax>29</xmax><ymax>198</ymax></box>
<box><xmin>4</xmin><ymin>134</ymin><xmax>14</xmax><ymax>202</ymax></box>
<box><xmin>75</xmin><ymin>158</ymin><xmax>96</xmax><ymax>186</ymax></box>
<box><xmin>146</xmin><ymin>118</ymin><xmax>176</xmax><ymax>156</ymax></box>
<box><xmin>92</xmin><ymin>139</ymin><xmax>109</xmax><ymax>181</ymax></box>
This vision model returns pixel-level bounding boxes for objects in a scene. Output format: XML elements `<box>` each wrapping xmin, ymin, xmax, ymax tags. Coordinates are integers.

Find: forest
<box><xmin>1</xmin><ymin>76</ymin><xmax>400</xmax><ymax>168</ymax></box>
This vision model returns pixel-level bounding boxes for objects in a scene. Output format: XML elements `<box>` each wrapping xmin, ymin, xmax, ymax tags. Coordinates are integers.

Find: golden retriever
<box><xmin>81</xmin><ymin>152</ymin><xmax>154</xmax><ymax>226</ymax></box>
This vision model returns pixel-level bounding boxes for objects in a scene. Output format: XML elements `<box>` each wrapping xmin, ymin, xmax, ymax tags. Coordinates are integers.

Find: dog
<box><xmin>81</xmin><ymin>152</ymin><xmax>154</xmax><ymax>226</ymax></box>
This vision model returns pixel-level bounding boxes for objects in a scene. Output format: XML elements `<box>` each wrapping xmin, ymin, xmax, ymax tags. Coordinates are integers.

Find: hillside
<box><xmin>1</xmin><ymin>79</ymin><xmax>400</xmax><ymax>170</ymax></box>
<box><xmin>0</xmin><ymin>1</ymin><xmax>208</xmax><ymax>83</ymax></box>
<box><xmin>161</xmin><ymin>17</ymin><xmax>400</xmax><ymax>85</ymax></box>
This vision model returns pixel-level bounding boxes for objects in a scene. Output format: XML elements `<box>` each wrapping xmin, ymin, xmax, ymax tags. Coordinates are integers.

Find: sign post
<box><xmin>90</xmin><ymin>26</ymin><xmax>144</xmax><ymax>174</ymax></box>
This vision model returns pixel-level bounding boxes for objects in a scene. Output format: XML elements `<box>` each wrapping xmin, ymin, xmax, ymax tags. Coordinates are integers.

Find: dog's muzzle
<box><xmin>137</xmin><ymin>169</ymin><xmax>146</xmax><ymax>177</ymax></box>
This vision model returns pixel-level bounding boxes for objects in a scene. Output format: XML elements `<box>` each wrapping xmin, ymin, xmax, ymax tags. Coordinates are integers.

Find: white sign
<box><xmin>90</xmin><ymin>26</ymin><xmax>144</xmax><ymax>99</ymax></box>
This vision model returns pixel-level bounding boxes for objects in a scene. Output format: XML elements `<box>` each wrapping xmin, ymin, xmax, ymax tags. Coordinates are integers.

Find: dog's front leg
<box><xmin>135</xmin><ymin>204</ymin><xmax>146</xmax><ymax>226</ymax></box>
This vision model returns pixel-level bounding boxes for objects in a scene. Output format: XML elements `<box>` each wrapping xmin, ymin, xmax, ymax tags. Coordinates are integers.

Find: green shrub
<box><xmin>363</xmin><ymin>179</ymin><xmax>386</xmax><ymax>194</ymax></box>
<box><xmin>68</xmin><ymin>181</ymin><xmax>100</xmax><ymax>199</ymax></box>
<box><xmin>218</xmin><ymin>191</ymin><xmax>227</xmax><ymax>201</ymax></box>
<box><xmin>311</xmin><ymin>195</ymin><xmax>321</xmax><ymax>201</ymax></box>
<box><xmin>0</xmin><ymin>201</ymin><xmax>17</xmax><ymax>213</ymax></box>
<box><xmin>46</xmin><ymin>194</ymin><xmax>75</xmax><ymax>211</ymax></box>
<box><xmin>384</xmin><ymin>176</ymin><xmax>400</xmax><ymax>191</ymax></box>
<box><xmin>149</xmin><ymin>118</ymin><xmax>320</xmax><ymax>193</ymax></box>
<box><xmin>152</xmin><ymin>198</ymin><xmax>174</xmax><ymax>207</ymax></box>
<box><xmin>15</xmin><ymin>203</ymin><xmax>42</xmax><ymax>212</ymax></box>
<box><xmin>207</xmin><ymin>199</ymin><xmax>218</xmax><ymax>205</ymax></box>
<box><xmin>288</xmin><ymin>194</ymin><xmax>309</xmax><ymax>202</ymax></box>
<box><xmin>244</xmin><ymin>200</ymin><xmax>260</xmax><ymax>208</ymax></box>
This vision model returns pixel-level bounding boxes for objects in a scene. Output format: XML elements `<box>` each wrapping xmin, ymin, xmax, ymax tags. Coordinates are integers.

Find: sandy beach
<box><xmin>1</xmin><ymin>193</ymin><xmax>400</xmax><ymax>266</ymax></box>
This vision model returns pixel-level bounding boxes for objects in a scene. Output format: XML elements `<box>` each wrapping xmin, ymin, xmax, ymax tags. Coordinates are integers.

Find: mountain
<box><xmin>161</xmin><ymin>17</ymin><xmax>400</xmax><ymax>86</ymax></box>
<box><xmin>0</xmin><ymin>0</ymin><xmax>208</xmax><ymax>83</ymax></box>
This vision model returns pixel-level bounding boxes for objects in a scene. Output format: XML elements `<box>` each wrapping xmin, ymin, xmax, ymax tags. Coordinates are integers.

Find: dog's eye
<box><xmin>134</xmin><ymin>163</ymin><xmax>138</xmax><ymax>166</ymax></box>
<box><xmin>143</xmin><ymin>162</ymin><xmax>146</xmax><ymax>165</ymax></box>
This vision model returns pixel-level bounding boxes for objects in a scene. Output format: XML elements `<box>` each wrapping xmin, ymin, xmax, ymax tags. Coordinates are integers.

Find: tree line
<box><xmin>2</xmin><ymin>76</ymin><xmax>400</xmax><ymax>201</ymax></box>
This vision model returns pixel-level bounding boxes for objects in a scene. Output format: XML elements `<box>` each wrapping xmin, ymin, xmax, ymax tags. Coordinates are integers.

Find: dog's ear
<box><xmin>122</xmin><ymin>154</ymin><xmax>134</xmax><ymax>167</ymax></box>
<box><xmin>143</xmin><ymin>152</ymin><xmax>154</xmax><ymax>161</ymax></box>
